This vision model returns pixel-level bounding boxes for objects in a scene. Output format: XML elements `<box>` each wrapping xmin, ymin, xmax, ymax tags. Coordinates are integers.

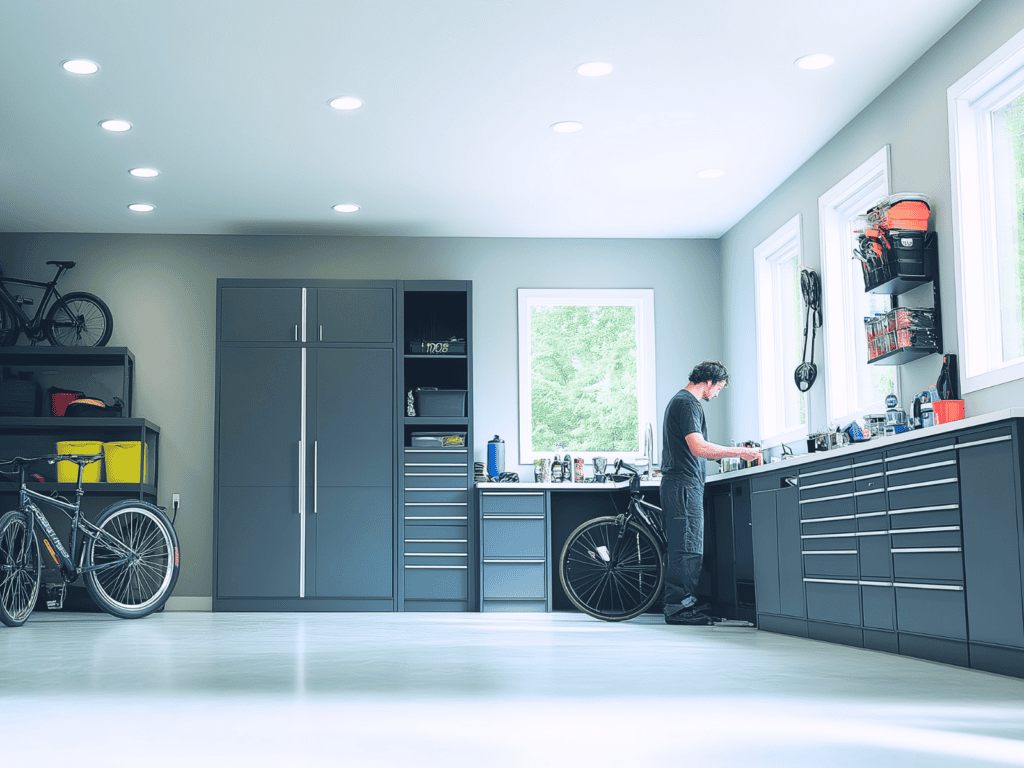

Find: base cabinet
<box><xmin>478</xmin><ymin>490</ymin><xmax>549</xmax><ymax>612</ymax></box>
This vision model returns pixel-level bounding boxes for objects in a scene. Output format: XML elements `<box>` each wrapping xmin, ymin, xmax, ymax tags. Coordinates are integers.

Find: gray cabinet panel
<box><xmin>217</xmin><ymin>486</ymin><xmax>299</xmax><ymax>597</ymax></box>
<box><xmin>317</xmin><ymin>288</ymin><xmax>394</xmax><ymax>343</ymax></box>
<box><xmin>218</xmin><ymin>347</ymin><xmax>301</xmax><ymax>487</ymax></box>
<box><xmin>777</xmin><ymin>486</ymin><xmax>805</xmax><ymax>618</ymax></box>
<box><xmin>895</xmin><ymin>586</ymin><xmax>967</xmax><ymax>640</ymax></box>
<box><xmin>220</xmin><ymin>287</ymin><xmax>301</xmax><ymax>342</ymax></box>
<box><xmin>858</xmin><ymin>534</ymin><xmax>892</xmax><ymax>579</ymax></box>
<box><xmin>483</xmin><ymin>562</ymin><xmax>546</xmax><ymax>599</ymax></box>
<box><xmin>482</xmin><ymin>517</ymin><xmax>545</xmax><ymax>558</ymax></box>
<box><xmin>751</xmin><ymin>491</ymin><xmax>781</xmax><ymax>615</ymax></box>
<box><xmin>313</xmin><ymin>486</ymin><xmax>393</xmax><ymax>599</ymax></box>
<box><xmin>314</xmin><ymin>348</ymin><xmax>393</xmax><ymax>487</ymax></box>
<box><xmin>405</xmin><ymin>568</ymin><xmax>468</xmax><ymax>600</ymax></box>
<box><xmin>862</xmin><ymin>585</ymin><xmax>896</xmax><ymax>631</ymax></box>
<box><xmin>806</xmin><ymin>582</ymin><xmax>860</xmax><ymax>625</ymax></box>
<box><xmin>959</xmin><ymin>438</ymin><xmax>1024</xmax><ymax>649</ymax></box>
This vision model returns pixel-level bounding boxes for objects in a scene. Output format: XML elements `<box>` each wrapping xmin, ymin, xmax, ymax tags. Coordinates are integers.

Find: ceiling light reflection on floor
<box><xmin>551</xmin><ymin>121</ymin><xmax>583</xmax><ymax>133</ymax></box>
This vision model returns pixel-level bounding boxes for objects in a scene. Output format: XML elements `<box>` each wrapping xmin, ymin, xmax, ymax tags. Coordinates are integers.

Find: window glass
<box><xmin>992</xmin><ymin>91</ymin><xmax>1024</xmax><ymax>364</ymax></box>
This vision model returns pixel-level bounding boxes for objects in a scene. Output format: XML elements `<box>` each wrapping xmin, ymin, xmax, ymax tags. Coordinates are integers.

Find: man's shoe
<box><xmin>664</xmin><ymin>614</ymin><xmax>714</xmax><ymax>626</ymax></box>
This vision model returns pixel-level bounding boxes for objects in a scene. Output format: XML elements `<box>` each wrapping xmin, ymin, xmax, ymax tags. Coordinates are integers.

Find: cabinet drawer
<box><xmin>888</xmin><ymin>527</ymin><xmax>961</xmax><ymax>549</ymax></box>
<box><xmin>404</xmin><ymin>449</ymin><xmax>470</xmax><ymax>464</ymax></box>
<box><xmin>482</xmin><ymin>561</ymin><xmax>546</xmax><ymax>599</ymax></box>
<box><xmin>855</xmin><ymin>492</ymin><xmax>887</xmax><ymax>515</ymax></box>
<box><xmin>856</xmin><ymin>511</ymin><xmax>888</xmax><ymax>531</ymax></box>
<box><xmin>858</xmin><ymin>533</ymin><xmax>892</xmax><ymax>580</ymax></box>
<box><xmin>404</xmin><ymin>554</ymin><xmax>469</xmax><ymax>567</ymax></box>
<box><xmin>800</xmin><ymin>496</ymin><xmax>855</xmax><ymax>519</ymax></box>
<box><xmin>861</xmin><ymin>583</ymin><xmax>896</xmax><ymax>631</ymax></box>
<box><xmin>802</xmin><ymin>551</ymin><xmax>858</xmax><ymax>578</ymax></box>
<box><xmin>800</xmin><ymin>533</ymin><xmax>858</xmax><ymax>551</ymax></box>
<box><xmin>481</xmin><ymin>600</ymin><xmax>547</xmax><ymax>612</ymax></box>
<box><xmin>804</xmin><ymin>580</ymin><xmax>861</xmax><ymax>625</ymax></box>
<box><xmin>892</xmin><ymin>550</ymin><xmax>964</xmax><ymax>582</ymax></box>
<box><xmin>405</xmin><ymin>566</ymin><xmax>469</xmax><ymax>600</ymax></box>
<box><xmin>800</xmin><ymin>516</ymin><xmax>857</xmax><ymax>535</ymax></box>
<box><xmin>404</xmin><ymin>488</ymin><xmax>467</xmax><ymax>504</ymax></box>
<box><xmin>885</xmin><ymin>441</ymin><xmax>955</xmax><ymax>472</ymax></box>
<box><xmin>405</xmin><ymin>473</ymin><xmax>470</xmax><ymax>488</ymax></box>
<box><xmin>888</xmin><ymin>505</ymin><xmax>960</xmax><ymax>529</ymax></box>
<box><xmin>479</xmin><ymin>492</ymin><xmax>546</xmax><ymax>517</ymax></box>
<box><xmin>403</xmin><ymin>509</ymin><xmax>469</xmax><ymax>524</ymax></box>
<box><xmin>895</xmin><ymin>584</ymin><xmax>967</xmax><ymax>639</ymax></box>
<box><xmin>799</xmin><ymin>479</ymin><xmax>854</xmax><ymax>501</ymax></box>
<box><xmin>853</xmin><ymin>457</ymin><xmax>884</xmax><ymax>476</ymax></box>
<box><xmin>404</xmin><ymin>539</ymin><xmax>468</xmax><ymax>555</ymax></box>
<box><xmin>854</xmin><ymin>475</ymin><xmax>885</xmax><ymax>493</ymax></box>
<box><xmin>482</xmin><ymin>517</ymin><xmax>545</xmax><ymax>558</ymax></box>
<box><xmin>885</xmin><ymin>461</ymin><xmax>957</xmax><ymax>488</ymax></box>
<box><xmin>887</xmin><ymin>481</ymin><xmax>959</xmax><ymax>510</ymax></box>
<box><xmin>404</xmin><ymin>524</ymin><xmax>468</xmax><ymax>540</ymax></box>
<box><xmin>750</xmin><ymin>472</ymin><xmax>791</xmax><ymax>492</ymax></box>
<box><xmin>799</xmin><ymin>461</ymin><xmax>852</xmax><ymax>483</ymax></box>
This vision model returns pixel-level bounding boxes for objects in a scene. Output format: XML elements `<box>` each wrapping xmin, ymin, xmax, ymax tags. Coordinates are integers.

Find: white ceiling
<box><xmin>0</xmin><ymin>0</ymin><xmax>982</xmax><ymax>239</ymax></box>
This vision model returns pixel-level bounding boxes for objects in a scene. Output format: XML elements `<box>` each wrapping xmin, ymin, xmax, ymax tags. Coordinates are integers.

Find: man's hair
<box><xmin>689</xmin><ymin>360</ymin><xmax>730</xmax><ymax>387</ymax></box>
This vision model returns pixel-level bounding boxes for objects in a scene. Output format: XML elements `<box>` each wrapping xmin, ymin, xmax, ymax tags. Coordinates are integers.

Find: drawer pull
<box><xmin>801</xmin><ymin>514</ymin><xmax>856</xmax><ymax>523</ymax></box>
<box><xmin>888</xmin><ymin>504</ymin><xmax>958</xmax><ymax>515</ymax></box>
<box><xmin>855</xmin><ymin>459</ymin><xmax>883</xmax><ymax>468</ymax></box>
<box><xmin>406</xmin><ymin>463</ymin><xmax>467</xmax><ymax>467</ymax></box>
<box><xmin>859</xmin><ymin>581</ymin><xmax>893</xmax><ymax>587</ymax></box>
<box><xmin>855</xmin><ymin>511</ymin><xmax>886</xmax><ymax>519</ymax></box>
<box><xmin>405</xmin><ymin>565</ymin><xmax>468</xmax><ymax>570</ymax></box>
<box><xmin>893</xmin><ymin>582</ymin><xmax>964</xmax><ymax>591</ymax></box>
<box><xmin>405</xmin><ymin>516</ymin><xmax>468</xmax><ymax>521</ymax></box>
<box><xmin>856</xmin><ymin>472</ymin><xmax>883</xmax><ymax>480</ymax></box>
<box><xmin>890</xmin><ymin>547</ymin><xmax>962</xmax><ymax>554</ymax></box>
<box><xmin>407</xmin><ymin>473</ymin><xmax>468</xmax><ymax>477</ymax></box>
<box><xmin>483</xmin><ymin>515</ymin><xmax>545</xmax><ymax>519</ymax></box>
<box><xmin>405</xmin><ymin>539</ymin><xmax>468</xmax><ymax>543</ymax></box>
<box><xmin>884</xmin><ymin>444</ymin><xmax>954</xmax><ymax>462</ymax></box>
<box><xmin>405</xmin><ymin>502</ymin><xmax>468</xmax><ymax>506</ymax></box>
<box><xmin>802</xmin><ymin>550</ymin><xmax>857</xmax><ymax>555</ymax></box>
<box><xmin>885</xmin><ymin>459</ymin><xmax>956</xmax><ymax>476</ymax></box>
<box><xmin>799</xmin><ymin>465</ymin><xmax>852</xmax><ymax>478</ymax></box>
<box><xmin>956</xmin><ymin>435</ymin><xmax>1012</xmax><ymax>450</ymax></box>
<box><xmin>854</xmin><ymin>488</ymin><xmax>884</xmax><ymax>496</ymax></box>
<box><xmin>481</xmin><ymin>492</ymin><xmax>544</xmax><ymax>496</ymax></box>
<box><xmin>405</xmin><ymin>487</ymin><xmax>468</xmax><ymax>492</ymax></box>
<box><xmin>856</xmin><ymin>530</ymin><xmax>889</xmax><ymax>537</ymax></box>
<box><xmin>800</xmin><ymin>477</ymin><xmax>854</xmax><ymax>491</ymax></box>
<box><xmin>799</xmin><ymin>492</ymin><xmax>855</xmax><ymax>505</ymax></box>
<box><xmin>405</xmin><ymin>448</ymin><xmax>468</xmax><ymax>453</ymax></box>
<box><xmin>888</xmin><ymin>478</ymin><xmax>957</xmax><ymax>492</ymax></box>
<box><xmin>483</xmin><ymin>559</ymin><xmax>545</xmax><ymax>564</ymax></box>
<box><xmin>889</xmin><ymin>526</ymin><xmax>960</xmax><ymax>535</ymax></box>
<box><xmin>801</xmin><ymin>532</ymin><xmax>856</xmax><ymax>539</ymax></box>
<box><xmin>803</xmin><ymin>578</ymin><xmax>858</xmax><ymax>585</ymax></box>
<box><xmin>404</xmin><ymin>552</ymin><xmax>467</xmax><ymax>557</ymax></box>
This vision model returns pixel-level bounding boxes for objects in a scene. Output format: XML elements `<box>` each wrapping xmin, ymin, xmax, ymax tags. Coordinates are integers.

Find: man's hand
<box><xmin>737</xmin><ymin>447</ymin><xmax>762</xmax><ymax>463</ymax></box>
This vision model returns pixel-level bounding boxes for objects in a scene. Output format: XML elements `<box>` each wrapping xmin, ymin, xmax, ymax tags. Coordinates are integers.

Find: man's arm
<box><xmin>685</xmin><ymin>433</ymin><xmax>763</xmax><ymax>463</ymax></box>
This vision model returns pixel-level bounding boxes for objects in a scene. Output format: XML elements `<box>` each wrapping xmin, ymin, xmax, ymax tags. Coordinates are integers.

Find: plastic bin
<box><xmin>413</xmin><ymin>388</ymin><xmax>467</xmax><ymax>417</ymax></box>
<box><xmin>56</xmin><ymin>441</ymin><xmax>103</xmax><ymax>482</ymax></box>
<box><xmin>932</xmin><ymin>400</ymin><xmax>965</xmax><ymax>425</ymax></box>
<box><xmin>103</xmin><ymin>441</ymin><xmax>148</xmax><ymax>483</ymax></box>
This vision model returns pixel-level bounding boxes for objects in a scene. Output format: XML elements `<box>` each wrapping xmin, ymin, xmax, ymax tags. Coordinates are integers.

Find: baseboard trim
<box><xmin>165</xmin><ymin>596</ymin><xmax>213</xmax><ymax>612</ymax></box>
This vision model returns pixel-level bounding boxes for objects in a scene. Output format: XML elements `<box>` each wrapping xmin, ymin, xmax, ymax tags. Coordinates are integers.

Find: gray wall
<box><xmin>0</xmin><ymin>233</ymin><xmax>722</xmax><ymax>599</ymax></box>
<box><xmin>719</xmin><ymin>0</ymin><xmax>1024</xmax><ymax>449</ymax></box>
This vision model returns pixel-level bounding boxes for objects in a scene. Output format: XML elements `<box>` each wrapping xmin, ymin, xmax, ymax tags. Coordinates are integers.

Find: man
<box><xmin>660</xmin><ymin>360</ymin><xmax>762</xmax><ymax>625</ymax></box>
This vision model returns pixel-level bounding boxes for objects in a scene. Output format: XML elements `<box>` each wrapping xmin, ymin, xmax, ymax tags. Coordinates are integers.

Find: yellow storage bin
<box><xmin>103</xmin><ymin>441</ymin><xmax>148</xmax><ymax>483</ymax></box>
<box><xmin>56</xmin><ymin>441</ymin><xmax>103</xmax><ymax>483</ymax></box>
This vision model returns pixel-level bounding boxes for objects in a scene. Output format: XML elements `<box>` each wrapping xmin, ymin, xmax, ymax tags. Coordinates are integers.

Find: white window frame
<box><xmin>753</xmin><ymin>214</ymin><xmax>808</xmax><ymax>447</ymax></box>
<box><xmin>948</xmin><ymin>25</ymin><xmax>1024</xmax><ymax>393</ymax></box>
<box><xmin>818</xmin><ymin>145</ymin><xmax>895</xmax><ymax>425</ymax></box>
<box><xmin>517</xmin><ymin>288</ymin><xmax>657</xmax><ymax>465</ymax></box>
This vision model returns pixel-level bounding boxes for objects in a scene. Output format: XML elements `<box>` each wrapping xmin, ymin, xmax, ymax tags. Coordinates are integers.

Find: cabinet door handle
<box><xmin>294</xmin><ymin>325</ymin><xmax>298</xmax><ymax>341</ymax></box>
<box><xmin>319</xmin><ymin>324</ymin><xmax>323</xmax><ymax>341</ymax></box>
<box><xmin>314</xmin><ymin>440</ymin><xmax>318</xmax><ymax>515</ymax></box>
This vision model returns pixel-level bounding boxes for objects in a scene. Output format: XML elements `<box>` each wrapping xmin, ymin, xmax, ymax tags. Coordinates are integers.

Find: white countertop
<box><xmin>477</xmin><ymin>479</ymin><xmax>662</xmax><ymax>490</ymax></box>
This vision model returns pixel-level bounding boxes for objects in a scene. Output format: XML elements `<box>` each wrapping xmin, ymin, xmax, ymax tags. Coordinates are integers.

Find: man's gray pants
<box><xmin>659</xmin><ymin>474</ymin><xmax>706</xmax><ymax>619</ymax></box>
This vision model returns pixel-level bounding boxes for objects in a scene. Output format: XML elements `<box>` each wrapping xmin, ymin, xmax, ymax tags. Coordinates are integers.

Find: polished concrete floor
<box><xmin>1</xmin><ymin>611</ymin><xmax>1022</xmax><ymax>767</ymax></box>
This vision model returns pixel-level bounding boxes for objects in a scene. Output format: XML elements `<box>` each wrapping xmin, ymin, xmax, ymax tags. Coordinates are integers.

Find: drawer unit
<box><xmin>888</xmin><ymin>526</ymin><xmax>961</xmax><ymax>549</ymax></box>
<box><xmin>802</xmin><ymin>550</ymin><xmax>858</xmax><ymax>578</ymax></box>
<box><xmin>800</xmin><ymin>532</ymin><xmax>858</xmax><ymax>550</ymax></box>
<box><xmin>895</xmin><ymin>583</ymin><xmax>967</xmax><ymax>640</ymax></box>
<box><xmin>887</xmin><ymin>480</ymin><xmax>959</xmax><ymax>510</ymax></box>
<box><xmin>857</xmin><ymin>532</ymin><xmax>892</xmax><ymax>580</ymax></box>
<box><xmin>798</xmin><ymin>476</ymin><xmax>855</xmax><ymax>501</ymax></box>
<box><xmin>891</xmin><ymin>548</ymin><xmax>964</xmax><ymax>582</ymax></box>
<box><xmin>405</xmin><ymin>567</ymin><xmax>469</xmax><ymax>600</ymax></box>
<box><xmin>885</xmin><ymin>460</ymin><xmax>958</xmax><ymax>489</ymax></box>
<box><xmin>478</xmin><ymin>489</ymin><xmax>550</xmax><ymax>611</ymax></box>
<box><xmin>404</xmin><ymin>472</ymin><xmax>471</xmax><ymax>488</ymax></box>
<box><xmin>799</xmin><ymin>459</ymin><xmax>852</xmax><ymax>484</ymax></box>
<box><xmin>800</xmin><ymin>515</ymin><xmax>857</xmax><ymax>535</ymax></box>
<box><xmin>853</xmin><ymin>457</ymin><xmax>884</xmax><ymax>476</ymax></box>
<box><xmin>885</xmin><ymin>439</ymin><xmax>955</xmax><ymax>470</ymax></box>
<box><xmin>861</xmin><ymin>583</ymin><xmax>896</xmax><ymax>631</ymax></box>
<box><xmin>804</xmin><ymin>579</ymin><xmax>861</xmax><ymax>625</ymax></box>
<box><xmin>855</xmin><ymin>492</ymin><xmax>888</xmax><ymax>515</ymax></box>
<box><xmin>404</xmin><ymin>448</ymin><xmax>470</xmax><ymax>464</ymax></box>
<box><xmin>854</xmin><ymin>473</ymin><xmax>885</xmax><ymax>493</ymax></box>
<box><xmin>800</xmin><ymin>495</ymin><xmax>855</xmax><ymax>520</ymax></box>
<box><xmin>887</xmin><ymin>504</ymin><xmax>961</xmax><ymax>529</ymax></box>
<box><xmin>856</xmin><ymin>510</ymin><xmax>888</xmax><ymax>531</ymax></box>
<box><xmin>404</xmin><ymin>488</ymin><xmax>468</xmax><ymax>504</ymax></box>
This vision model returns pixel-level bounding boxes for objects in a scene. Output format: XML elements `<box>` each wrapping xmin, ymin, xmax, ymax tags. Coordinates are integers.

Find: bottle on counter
<box><xmin>551</xmin><ymin>454</ymin><xmax>563</xmax><ymax>483</ymax></box>
<box><xmin>562</xmin><ymin>454</ymin><xmax>572</xmax><ymax>482</ymax></box>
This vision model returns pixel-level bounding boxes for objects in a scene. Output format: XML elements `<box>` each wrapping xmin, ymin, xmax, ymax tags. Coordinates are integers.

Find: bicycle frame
<box><xmin>0</xmin><ymin>264</ymin><xmax>71</xmax><ymax>332</ymax></box>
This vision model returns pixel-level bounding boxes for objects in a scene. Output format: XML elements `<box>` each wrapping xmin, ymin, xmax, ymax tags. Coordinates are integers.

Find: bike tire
<box><xmin>0</xmin><ymin>510</ymin><xmax>41</xmax><ymax>627</ymax></box>
<box><xmin>83</xmin><ymin>500</ymin><xmax>179</xmax><ymax>619</ymax></box>
<box><xmin>0</xmin><ymin>297</ymin><xmax>20</xmax><ymax>346</ymax></box>
<box><xmin>44</xmin><ymin>291</ymin><xmax>113</xmax><ymax>347</ymax></box>
<box><xmin>559</xmin><ymin>515</ymin><xmax>664</xmax><ymax>622</ymax></box>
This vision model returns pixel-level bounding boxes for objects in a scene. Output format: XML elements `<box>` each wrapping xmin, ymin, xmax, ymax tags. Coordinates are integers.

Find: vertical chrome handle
<box><xmin>314</xmin><ymin>440</ymin><xmax>318</xmax><ymax>514</ymax></box>
<box><xmin>294</xmin><ymin>325</ymin><xmax>298</xmax><ymax>341</ymax></box>
<box><xmin>319</xmin><ymin>324</ymin><xmax>323</xmax><ymax>341</ymax></box>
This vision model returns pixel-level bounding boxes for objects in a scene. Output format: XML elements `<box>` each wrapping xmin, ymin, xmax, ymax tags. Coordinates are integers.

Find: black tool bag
<box><xmin>64</xmin><ymin>396</ymin><xmax>125</xmax><ymax>418</ymax></box>
<box><xmin>0</xmin><ymin>368</ymin><xmax>41</xmax><ymax>416</ymax></box>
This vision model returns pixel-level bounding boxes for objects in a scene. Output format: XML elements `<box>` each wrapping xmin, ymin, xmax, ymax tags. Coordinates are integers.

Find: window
<box><xmin>948</xmin><ymin>26</ymin><xmax>1024</xmax><ymax>393</ymax></box>
<box><xmin>517</xmin><ymin>289</ymin><xmax>656</xmax><ymax>465</ymax></box>
<box><xmin>818</xmin><ymin>146</ymin><xmax>895</xmax><ymax>425</ymax></box>
<box><xmin>753</xmin><ymin>214</ymin><xmax>807</xmax><ymax>445</ymax></box>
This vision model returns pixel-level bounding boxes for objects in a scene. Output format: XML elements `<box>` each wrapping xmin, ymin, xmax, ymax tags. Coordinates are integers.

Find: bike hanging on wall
<box><xmin>0</xmin><ymin>261</ymin><xmax>113</xmax><ymax>347</ymax></box>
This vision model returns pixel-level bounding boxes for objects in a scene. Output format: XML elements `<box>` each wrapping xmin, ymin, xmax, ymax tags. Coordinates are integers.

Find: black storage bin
<box><xmin>0</xmin><ymin>370</ymin><xmax>40</xmax><ymax>417</ymax></box>
<box><xmin>414</xmin><ymin>388</ymin><xmax>467</xmax><ymax>417</ymax></box>
<box><xmin>885</xmin><ymin>230</ymin><xmax>935</xmax><ymax>278</ymax></box>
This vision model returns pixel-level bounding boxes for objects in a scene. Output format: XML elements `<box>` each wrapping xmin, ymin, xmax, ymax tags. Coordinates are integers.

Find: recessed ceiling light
<box><xmin>129</xmin><ymin>168</ymin><xmax>160</xmax><ymax>178</ymax></box>
<box><xmin>576</xmin><ymin>61</ymin><xmax>613</xmax><ymax>77</ymax></box>
<box><xmin>128</xmin><ymin>203</ymin><xmax>154</xmax><ymax>212</ymax></box>
<box><xmin>329</xmin><ymin>96</ymin><xmax>363</xmax><ymax>111</ymax></box>
<box><xmin>333</xmin><ymin>204</ymin><xmax>360</xmax><ymax>213</ymax></box>
<box><xmin>551</xmin><ymin>121</ymin><xmax>583</xmax><ymax>133</ymax></box>
<box><xmin>697</xmin><ymin>169</ymin><xmax>725</xmax><ymax>179</ymax></box>
<box><xmin>62</xmin><ymin>59</ymin><xmax>99</xmax><ymax>75</ymax></box>
<box><xmin>100</xmin><ymin>119</ymin><xmax>132</xmax><ymax>132</ymax></box>
<box><xmin>795</xmin><ymin>53</ymin><xmax>835</xmax><ymax>70</ymax></box>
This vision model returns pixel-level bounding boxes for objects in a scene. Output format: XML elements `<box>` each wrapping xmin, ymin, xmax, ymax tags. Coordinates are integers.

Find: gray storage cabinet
<box><xmin>478</xmin><ymin>489</ymin><xmax>549</xmax><ymax>612</ymax></box>
<box><xmin>215</xmin><ymin>280</ymin><xmax>397</xmax><ymax>611</ymax></box>
<box><xmin>750</xmin><ymin>471</ymin><xmax>804</xmax><ymax>636</ymax></box>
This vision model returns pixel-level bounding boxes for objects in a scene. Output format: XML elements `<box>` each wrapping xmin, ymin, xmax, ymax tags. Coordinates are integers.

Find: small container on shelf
<box><xmin>412</xmin><ymin>388</ymin><xmax>467</xmax><ymax>417</ymax></box>
<box><xmin>56</xmin><ymin>440</ymin><xmax>103</xmax><ymax>482</ymax></box>
<box><xmin>103</xmin><ymin>441</ymin><xmax>148</xmax><ymax>483</ymax></box>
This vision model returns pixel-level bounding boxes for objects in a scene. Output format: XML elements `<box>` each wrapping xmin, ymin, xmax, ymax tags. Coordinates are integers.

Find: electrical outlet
<box><xmin>172</xmin><ymin>493</ymin><xmax>180</xmax><ymax>507</ymax></box>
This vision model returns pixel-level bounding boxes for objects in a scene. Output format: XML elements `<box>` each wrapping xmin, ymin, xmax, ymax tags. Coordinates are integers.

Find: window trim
<box><xmin>753</xmin><ymin>213</ymin><xmax>808</xmax><ymax>447</ymax></box>
<box><xmin>818</xmin><ymin>145</ymin><xmax>893</xmax><ymax>425</ymax></box>
<box><xmin>948</xmin><ymin>24</ymin><xmax>1024</xmax><ymax>394</ymax></box>
<box><xmin>517</xmin><ymin>288</ymin><xmax>657</xmax><ymax>465</ymax></box>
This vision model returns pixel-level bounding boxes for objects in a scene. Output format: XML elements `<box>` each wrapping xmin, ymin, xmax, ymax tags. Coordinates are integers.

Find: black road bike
<box><xmin>559</xmin><ymin>460</ymin><xmax>667</xmax><ymax>621</ymax></box>
<box><xmin>0</xmin><ymin>260</ymin><xmax>113</xmax><ymax>347</ymax></box>
<box><xmin>0</xmin><ymin>454</ymin><xmax>179</xmax><ymax>626</ymax></box>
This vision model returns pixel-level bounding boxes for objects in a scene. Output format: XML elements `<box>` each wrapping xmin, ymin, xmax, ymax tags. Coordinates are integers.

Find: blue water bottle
<box><xmin>487</xmin><ymin>435</ymin><xmax>505</xmax><ymax>479</ymax></box>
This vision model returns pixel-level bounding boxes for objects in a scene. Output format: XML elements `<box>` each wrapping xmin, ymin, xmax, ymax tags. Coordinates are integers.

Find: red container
<box><xmin>932</xmin><ymin>400</ymin><xmax>965</xmax><ymax>425</ymax></box>
<box><xmin>51</xmin><ymin>390</ymin><xmax>84</xmax><ymax>416</ymax></box>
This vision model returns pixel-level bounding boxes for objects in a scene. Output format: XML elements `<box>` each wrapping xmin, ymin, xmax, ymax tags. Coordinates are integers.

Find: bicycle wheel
<box><xmin>83</xmin><ymin>500</ymin><xmax>179</xmax><ymax>619</ymax></box>
<box><xmin>44</xmin><ymin>291</ymin><xmax>113</xmax><ymax>347</ymax></box>
<box><xmin>0</xmin><ymin>510</ymin><xmax>41</xmax><ymax>627</ymax></box>
<box><xmin>559</xmin><ymin>515</ymin><xmax>664</xmax><ymax>622</ymax></box>
<box><xmin>0</xmin><ymin>299</ymin><xmax>20</xmax><ymax>346</ymax></box>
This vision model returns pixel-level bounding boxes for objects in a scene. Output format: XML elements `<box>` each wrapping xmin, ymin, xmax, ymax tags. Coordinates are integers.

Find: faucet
<box><xmin>644</xmin><ymin>422</ymin><xmax>654</xmax><ymax>479</ymax></box>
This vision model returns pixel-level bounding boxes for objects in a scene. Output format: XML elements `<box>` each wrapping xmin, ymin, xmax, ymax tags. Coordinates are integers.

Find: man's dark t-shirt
<box><xmin>661</xmin><ymin>389</ymin><xmax>707</xmax><ymax>484</ymax></box>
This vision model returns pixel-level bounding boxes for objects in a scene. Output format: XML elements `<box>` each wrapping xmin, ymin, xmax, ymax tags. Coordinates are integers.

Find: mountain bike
<box><xmin>0</xmin><ymin>260</ymin><xmax>113</xmax><ymax>347</ymax></box>
<box><xmin>558</xmin><ymin>460</ymin><xmax>667</xmax><ymax>621</ymax></box>
<box><xmin>0</xmin><ymin>454</ymin><xmax>179</xmax><ymax>626</ymax></box>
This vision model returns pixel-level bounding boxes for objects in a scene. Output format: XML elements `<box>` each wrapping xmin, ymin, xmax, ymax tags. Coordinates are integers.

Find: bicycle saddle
<box><xmin>45</xmin><ymin>260</ymin><xmax>76</xmax><ymax>269</ymax></box>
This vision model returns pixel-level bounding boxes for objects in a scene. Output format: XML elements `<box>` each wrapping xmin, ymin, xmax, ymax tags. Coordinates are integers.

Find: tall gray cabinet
<box><xmin>214</xmin><ymin>279</ymin><xmax>473</xmax><ymax>612</ymax></box>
